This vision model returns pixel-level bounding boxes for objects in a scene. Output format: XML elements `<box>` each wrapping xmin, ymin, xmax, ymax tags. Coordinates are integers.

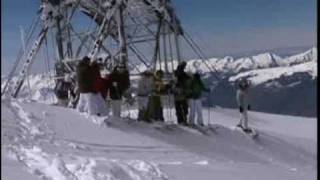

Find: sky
<box><xmin>1</xmin><ymin>0</ymin><xmax>317</xmax><ymax>75</ymax></box>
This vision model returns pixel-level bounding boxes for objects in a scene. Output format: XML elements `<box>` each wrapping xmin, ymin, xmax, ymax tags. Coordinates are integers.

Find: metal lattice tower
<box><xmin>2</xmin><ymin>0</ymin><xmax>185</xmax><ymax>97</ymax></box>
<box><xmin>2</xmin><ymin>0</ymin><xmax>219</xmax><ymax>98</ymax></box>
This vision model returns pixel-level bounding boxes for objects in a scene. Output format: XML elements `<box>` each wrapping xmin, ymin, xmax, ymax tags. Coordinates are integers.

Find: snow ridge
<box><xmin>133</xmin><ymin>47</ymin><xmax>317</xmax><ymax>76</ymax></box>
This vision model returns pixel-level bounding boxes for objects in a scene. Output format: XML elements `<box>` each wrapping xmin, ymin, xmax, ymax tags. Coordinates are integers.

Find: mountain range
<box><xmin>134</xmin><ymin>47</ymin><xmax>317</xmax><ymax>117</ymax></box>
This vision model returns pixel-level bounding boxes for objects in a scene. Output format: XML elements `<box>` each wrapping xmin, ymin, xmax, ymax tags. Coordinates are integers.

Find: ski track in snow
<box><xmin>2</xmin><ymin>97</ymin><xmax>317</xmax><ymax>180</ymax></box>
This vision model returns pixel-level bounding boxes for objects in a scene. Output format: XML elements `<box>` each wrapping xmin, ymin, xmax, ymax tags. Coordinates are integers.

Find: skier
<box><xmin>108</xmin><ymin>63</ymin><xmax>130</xmax><ymax>118</ymax></box>
<box><xmin>188</xmin><ymin>71</ymin><xmax>210</xmax><ymax>126</ymax></box>
<box><xmin>91</xmin><ymin>61</ymin><xmax>109</xmax><ymax>116</ymax></box>
<box><xmin>137</xmin><ymin>70</ymin><xmax>154</xmax><ymax>122</ymax></box>
<box><xmin>236</xmin><ymin>78</ymin><xmax>252</xmax><ymax>132</ymax></box>
<box><xmin>76</xmin><ymin>56</ymin><xmax>98</xmax><ymax>115</ymax></box>
<box><xmin>173</xmin><ymin>61</ymin><xmax>192</xmax><ymax>125</ymax></box>
<box><xmin>148</xmin><ymin>70</ymin><xmax>165</xmax><ymax>122</ymax></box>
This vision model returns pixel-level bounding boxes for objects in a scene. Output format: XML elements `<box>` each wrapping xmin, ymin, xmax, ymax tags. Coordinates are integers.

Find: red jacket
<box><xmin>93</xmin><ymin>75</ymin><xmax>111</xmax><ymax>99</ymax></box>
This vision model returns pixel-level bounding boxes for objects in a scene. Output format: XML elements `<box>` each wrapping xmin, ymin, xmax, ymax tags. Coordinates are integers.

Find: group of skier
<box><xmin>136</xmin><ymin>60</ymin><xmax>213</xmax><ymax>126</ymax></box>
<box><xmin>55</xmin><ymin>56</ymin><xmax>252</xmax><ymax>131</ymax></box>
<box><xmin>73</xmin><ymin>56</ymin><xmax>130</xmax><ymax>117</ymax></box>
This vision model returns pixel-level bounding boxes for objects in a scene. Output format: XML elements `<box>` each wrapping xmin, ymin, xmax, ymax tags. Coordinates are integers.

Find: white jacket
<box><xmin>236</xmin><ymin>89</ymin><xmax>249</xmax><ymax>109</ymax></box>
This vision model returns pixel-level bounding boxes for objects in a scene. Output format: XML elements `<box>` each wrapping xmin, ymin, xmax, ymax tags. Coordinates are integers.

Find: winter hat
<box><xmin>64</xmin><ymin>74</ymin><xmax>72</xmax><ymax>82</ymax></box>
<box><xmin>82</xmin><ymin>56</ymin><xmax>90</xmax><ymax>64</ymax></box>
<box><xmin>179</xmin><ymin>61</ymin><xmax>187</xmax><ymax>66</ymax></box>
<box><xmin>100</xmin><ymin>69</ymin><xmax>110</xmax><ymax>76</ymax></box>
<box><xmin>179</xmin><ymin>61</ymin><xmax>187</xmax><ymax>69</ymax></box>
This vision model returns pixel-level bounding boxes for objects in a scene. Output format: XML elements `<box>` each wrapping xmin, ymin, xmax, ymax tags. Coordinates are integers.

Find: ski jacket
<box><xmin>109</xmin><ymin>68</ymin><xmax>130</xmax><ymax>100</ymax></box>
<box><xmin>93</xmin><ymin>76</ymin><xmax>111</xmax><ymax>99</ymax></box>
<box><xmin>173</xmin><ymin>69</ymin><xmax>192</xmax><ymax>101</ymax></box>
<box><xmin>190</xmin><ymin>76</ymin><xmax>209</xmax><ymax>99</ymax></box>
<box><xmin>91</xmin><ymin>63</ymin><xmax>112</xmax><ymax>99</ymax></box>
<box><xmin>76</xmin><ymin>61</ymin><xmax>95</xmax><ymax>93</ymax></box>
<box><xmin>236</xmin><ymin>88</ymin><xmax>250</xmax><ymax>110</ymax></box>
<box><xmin>153</xmin><ymin>75</ymin><xmax>166</xmax><ymax>96</ymax></box>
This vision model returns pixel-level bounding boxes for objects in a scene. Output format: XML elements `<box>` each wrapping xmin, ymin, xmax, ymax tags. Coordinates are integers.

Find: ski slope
<box><xmin>1</xmin><ymin>98</ymin><xmax>316</xmax><ymax>180</ymax></box>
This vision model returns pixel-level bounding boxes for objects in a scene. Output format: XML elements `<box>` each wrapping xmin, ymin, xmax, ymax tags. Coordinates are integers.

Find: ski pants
<box><xmin>148</xmin><ymin>95</ymin><xmax>164</xmax><ymax>121</ymax></box>
<box><xmin>111</xmin><ymin>99</ymin><xmax>122</xmax><ymax>117</ymax></box>
<box><xmin>137</xmin><ymin>96</ymin><xmax>149</xmax><ymax>122</ymax></box>
<box><xmin>188</xmin><ymin>99</ymin><xmax>204</xmax><ymax>125</ymax></box>
<box><xmin>76</xmin><ymin>93</ymin><xmax>98</xmax><ymax>115</ymax></box>
<box><xmin>174</xmin><ymin>99</ymin><xmax>188</xmax><ymax>124</ymax></box>
<box><xmin>92</xmin><ymin>93</ymin><xmax>109</xmax><ymax>116</ymax></box>
<box><xmin>239</xmin><ymin>108</ymin><xmax>248</xmax><ymax>129</ymax></box>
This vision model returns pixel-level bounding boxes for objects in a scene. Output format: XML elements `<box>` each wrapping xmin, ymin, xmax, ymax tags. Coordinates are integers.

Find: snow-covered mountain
<box><xmin>229</xmin><ymin>60</ymin><xmax>317</xmax><ymax>85</ymax></box>
<box><xmin>133</xmin><ymin>47</ymin><xmax>317</xmax><ymax>117</ymax></box>
<box><xmin>134</xmin><ymin>47</ymin><xmax>317</xmax><ymax>75</ymax></box>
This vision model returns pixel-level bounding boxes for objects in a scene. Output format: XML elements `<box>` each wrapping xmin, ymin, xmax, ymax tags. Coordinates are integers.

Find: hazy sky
<box><xmin>1</xmin><ymin>0</ymin><xmax>317</xmax><ymax>75</ymax></box>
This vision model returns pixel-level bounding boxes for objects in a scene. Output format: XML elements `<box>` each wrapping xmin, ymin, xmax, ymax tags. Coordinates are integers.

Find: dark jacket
<box><xmin>174</xmin><ymin>68</ymin><xmax>190</xmax><ymax>88</ymax></box>
<box><xmin>153</xmin><ymin>74</ymin><xmax>166</xmax><ymax>95</ymax></box>
<box><xmin>109</xmin><ymin>68</ymin><xmax>130</xmax><ymax>100</ymax></box>
<box><xmin>76</xmin><ymin>60</ymin><xmax>94</xmax><ymax>93</ymax></box>
<box><xmin>173</xmin><ymin>69</ymin><xmax>192</xmax><ymax>100</ymax></box>
<box><xmin>190</xmin><ymin>74</ymin><xmax>209</xmax><ymax>99</ymax></box>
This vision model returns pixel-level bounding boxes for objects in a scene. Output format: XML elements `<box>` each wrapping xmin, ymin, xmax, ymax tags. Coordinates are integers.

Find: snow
<box><xmin>2</xmin><ymin>73</ymin><xmax>57</xmax><ymax>104</ymax></box>
<box><xmin>2</xmin><ymin>97</ymin><xmax>316</xmax><ymax>180</ymax></box>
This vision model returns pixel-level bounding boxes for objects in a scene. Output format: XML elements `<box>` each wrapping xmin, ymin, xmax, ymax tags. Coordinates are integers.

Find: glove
<box><xmin>247</xmin><ymin>105</ymin><xmax>251</xmax><ymax>110</ymax></box>
<box><xmin>239</xmin><ymin>106</ymin><xmax>243</xmax><ymax>113</ymax></box>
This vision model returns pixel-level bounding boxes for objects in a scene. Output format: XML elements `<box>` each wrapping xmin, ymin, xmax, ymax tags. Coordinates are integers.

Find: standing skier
<box><xmin>108</xmin><ymin>64</ymin><xmax>130</xmax><ymax>117</ymax></box>
<box><xmin>148</xmin><ymin>70</ymin><xmax>165</xmax><ymax>122</ymax></box>
<box><xmin>236</xmin><ymin>78</ymin><xmax>252</xmax><ymax>132</ymax></box>
<box><xmin>173</xmin><ymin>61</ymin><xmax>192</xmax><ymax>125</ymax></box>
<box><xmin>188</xmin><ymin>71</ymin><xmax>210</xmax><ymax>126</ymax></box>
<box><xmin>76</xmin><ymin>56</ymin><xmax>97</xmax><ymax>115</ymax></box>
<box><xmin>91</xmin><ymin>61</ymin><xmax>109</xmax><ymax>116</ymax></box>
<box><xmin>137</xmin><ymin>70</ymin><xmax>154</xmax><ymax>122</ymax></box>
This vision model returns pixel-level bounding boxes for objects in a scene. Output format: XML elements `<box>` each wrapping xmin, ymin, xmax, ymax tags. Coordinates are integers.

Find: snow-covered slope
<box><xmin>2</xmin><ymin>98</ymin><xmax>316</xmax><ymax>180</ymax></box>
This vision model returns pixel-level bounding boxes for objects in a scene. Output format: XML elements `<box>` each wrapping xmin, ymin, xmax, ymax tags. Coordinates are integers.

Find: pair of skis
<box><xmin>234</xmin><ymin>126</ymin><xmax>259</xmax><ymax>139</ymax></box>
<box><xmin>153</xmin><ymin>122</ymin><xmax>219</xmax><ymax>135</ymax></box>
